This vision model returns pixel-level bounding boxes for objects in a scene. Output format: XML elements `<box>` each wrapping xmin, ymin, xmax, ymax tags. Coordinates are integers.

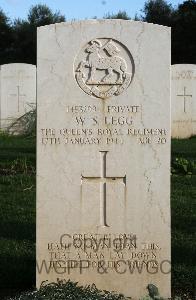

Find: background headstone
<box><xmin>171</xmin><ymin>64</ymin><xmax>196</xmax><ymax>138</ymax></box>
<box><xmin>37</xmin><ymin>20</ymin><xmax>171</xmax><ymax>299</ymax></box>
<box><xmin>0</xmin><ymin>63</ymin><xmax>36</xmax><ymax>132</ymax></box>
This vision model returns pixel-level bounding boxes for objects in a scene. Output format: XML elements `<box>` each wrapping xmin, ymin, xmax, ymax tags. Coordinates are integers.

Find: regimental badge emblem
<box><xmin>74</xmin><ymin>38</ymin><xmax>134</xmax><ymax>99</ymax></box>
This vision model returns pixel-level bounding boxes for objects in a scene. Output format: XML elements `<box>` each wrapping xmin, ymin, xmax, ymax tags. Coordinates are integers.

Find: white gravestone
<box><xmin>37</xmin><ymin>20</ymin><xmax>171</xmax><ymax>299</ymax></box>
<box><xmin>171</xmin><ymin>64</ymin><xmax>196</xmax><ymax>138</ymax></box>
<box><xmin>0</xmin><ymin>63</ymin><xmax>36</xmax><ymax>130</ymax></box>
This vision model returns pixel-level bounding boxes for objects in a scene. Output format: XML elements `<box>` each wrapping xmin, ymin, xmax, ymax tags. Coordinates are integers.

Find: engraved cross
<box><xmin>177</xmin><ymin>86</ymin><xmax>192</xmax><ymax>113</ymax></box>
<box><xmin>81</xmin><ymin>151</ymin><xmax>126</xmax><ymax>227</ymax></box>
<box><xmin>10</xmin><ymin>85</ymin><xmax>26</xmax><ymax>112</ymax></box>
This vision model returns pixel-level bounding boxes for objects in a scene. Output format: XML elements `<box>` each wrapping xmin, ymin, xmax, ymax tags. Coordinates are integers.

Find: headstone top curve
<box><xmin>37</xmin><ymin>19</ymin><xmax>171</xmax><ymax>31</ymax></box>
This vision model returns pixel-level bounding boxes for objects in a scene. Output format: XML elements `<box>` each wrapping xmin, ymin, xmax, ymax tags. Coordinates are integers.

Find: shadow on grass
<box><xmin>0</xmin><ymin>254</ymin><xmax>35</xmax><ymax>299</ymax></box>
<box><xmin>0</xmin><ymin>221</ymin><xmax>35</xmax><ymax>241</ymax></box>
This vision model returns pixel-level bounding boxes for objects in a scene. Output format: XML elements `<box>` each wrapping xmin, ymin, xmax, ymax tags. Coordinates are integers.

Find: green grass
<box><xmin>0</xmin><ymin>134</ymin><xmax>36</xmax><ymax>299</ymax></box>
<box><xmin>171</xmin><ymin>136</ymin><xmax>196</xmax><ymax>161</ymax></box>
<box><xmin>0</xmin><ymin>135</ymin><xmax>195</xmax><ymax>299</ymax></box>
<box><xmin>171</xmin><ymin>175</ymin><xmax>196</xmax><ymax>293</ymax></box>
<box><xmin>171</xmin><ymin>137</ymin><xmax>196</xmax><ymax>298</ymax></box>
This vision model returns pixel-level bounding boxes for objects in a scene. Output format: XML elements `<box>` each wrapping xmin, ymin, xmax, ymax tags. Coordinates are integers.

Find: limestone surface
<box><xmin>0</xmin><ymin>63</ymin><xmax>36</xmax><ymax>131</ymax></box>
<box><xmin>171</xmin><ymin>64</ymin><xmax>196</xmax><ymax>138</ymax></box>
<box><xmin>37</xmin><ymin>20</ymin><xmax>171</xmax><ymax>299</ymax></box>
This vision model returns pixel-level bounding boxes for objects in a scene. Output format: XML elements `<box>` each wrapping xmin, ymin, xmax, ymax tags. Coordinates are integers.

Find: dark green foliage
<box><xmin>141</xmin><ymin>0</ymin><xmax>174</xmax><ymax>26</ymax></box>
<box><xmin>0</xmin><ymin>4</ymin><xmax>65</xmax><ymax>65</ymax></box>
<box><xmin>13</xmin><ymin>4</ymin><xmax>65</xmax><ymax>64</ymax></box>
<box><xmin>104</xmin><ymin>10</ymin><xmax>130</xmax><ymax>20</ymax></box>
<box><xmin>141</xmin><ymin>0</ymin><xmax>196</xmax><ymax>64</ymax></box>
<box><xmin>7</xmin><ymin>280</ymin><xmax>128</xmax><ymax>300</ymax></box>
<box><xmin>0</xmin><ymin>9</ymin><xmax>14</xmax><ymax>64</ymax></box>
<box><xmin>0</xmin><ymin>1</ymin><xmax>196</xmax><ymax>64</ymax></box>
<box><xmin>12</xmin><ymin>19</ymin><xmax>35</xmax><ymax>64</ymax></box>
<box><xmin>172</xmin><ymin>0</ymin><xmax>196</xmax><ymax>64</ymax></box>
<box><xmin>0</xmin><ymin>9</ymin><xmax>12</xmax><ymax>47</ymax></box>
<box><xmin>28</xmin><ymin>4</ymin><xmax>65</xmax><ymax>26</ymax></box>
<box><xmin>104</xmin><ymin>0</ymin><xmax>196</xmax><ymax>64</ymax></box>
